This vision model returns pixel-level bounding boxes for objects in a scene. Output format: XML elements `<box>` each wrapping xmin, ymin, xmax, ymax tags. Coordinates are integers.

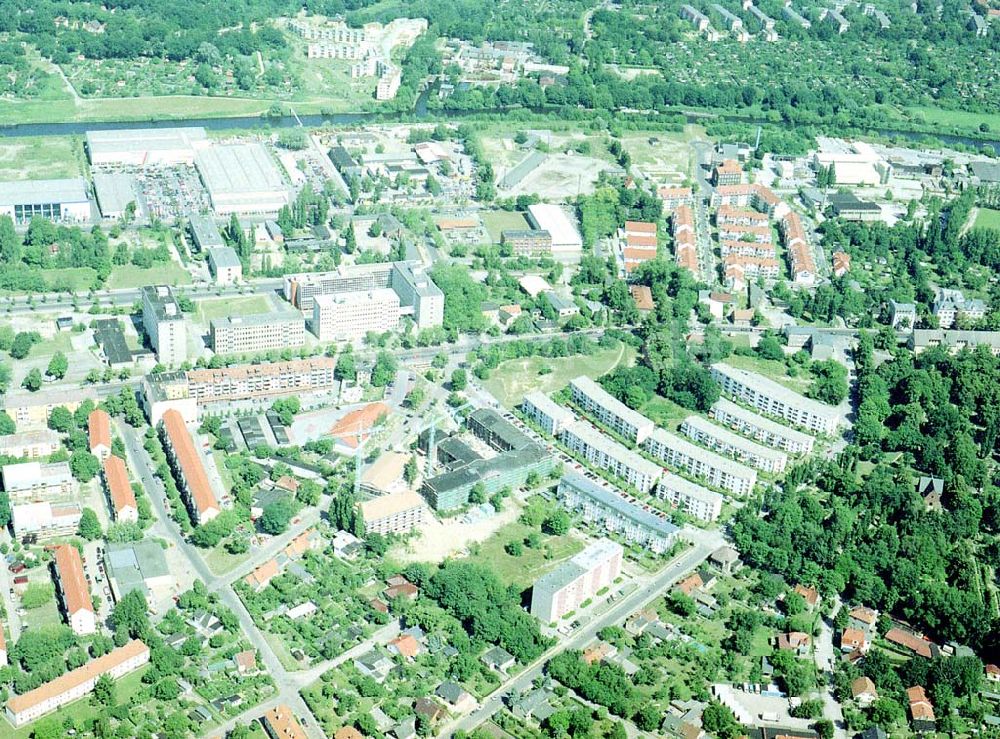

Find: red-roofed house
<box><xmin>832</xmin><ymin>251</ymin><xmax>851</xmax><ymax>277</ymax></box>
<box><xmin>102</xmin><ymin>455</ymin><xmax>138</xmax><ymax>523</ymax></box>
<box><xmin>840</xmin><ymin>627</ymin><xmax>869</xmax><ymax>653</ymax></box>
<box><xmin>53</xmin><ymin>544</ymin><xmax>96</xmax><ymax>636</ymax></box>
<box><xmin>907</xmin><ymin>686</ymin><xmax>936</xmax><ymax>732</ymax></box>
<box><xmin>88</xmin><ymin>409</ymin><xmax>112</xmax><ymax>460</ymax></box>
<box><xmin>886</xmin><ymin>628</ymin><xmax>938</xmax><ymax>659</ymax></box>
<box><xmin>793</xmin><ymin>584</ymin><xmax>819</xmax><ymax>609</ymax></box>
<box><xmin>775</xmin><ymin>632</ymin><xmax>812</xmax><ymax>655</ymax></box>
<box><xmin>159</xmin><ymin>409</ymin><xmax>220</xmax><ymax>525</ymax></box>
<box><xmin>851</xmin><ymin>676</ymin><xmax>878</xmax><ymax>706</ymax></box>
<box><xmin>675</xmin><ymin>573</ymin><xmax>703</xmax><ymax>596</ymax></box>
<box><xmin>986</xmin><ymin>663</ymin><xmax>1000</xmax><ymax>682</ymax></box>
<box><xmin>388</xmin><ymin>634</ymin><xmax>421</xmax><ymax>660</ymax></box>
<box><xmin>245</xmin><ymin>559</ymin><xmax>280</xmax><ymax>591</ymax></box>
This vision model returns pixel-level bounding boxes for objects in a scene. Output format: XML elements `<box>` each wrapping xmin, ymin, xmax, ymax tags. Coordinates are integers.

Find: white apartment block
<box><xmin>710</xmin><ymin>398</ymin><xmax>815</xmax><ymax>454</ymax></box>
<box><xmin>11</xmin><ymin>502</ymin><xmax>82</xmax><ymax>541</ymax></box>
<box><xmin>560</xmin><ymin>421</ymin><xmax>662</xmax><ymax>493</ymax></box>
<box><xmin>679</xmin><ymin>415</ymin><xmax>788</xmax><ymax>473</ymax></box>
<box><xmin>141</xmin><ymin>285</ymin><xmax>187</xmax><ymax>366</ymax></box>
<box><xmin>376</xmin><ymin>67</ymin><xmax>402</xmax><ymax>100</ymax></box>
<box><xmin>569</xmin><ymin>376</ymin><xmax>655</xmax><ymax>444</ymax></box>
<box><xmin>644</xmin><ymin>428</ymin><xmax>757</xmax><ymax>495</ymax></box>
<box><xmin>358</xmin><ymin>490</ymin><xmax>426</xmax><ymax>535</ymax></box>
<box><xmin>1</xmin><ymin>461</ymin><xmax>75</xmax><ymax>504</ymax></box>
<box><xmin>522</xmin><ymin>391</ymin><xmax>576</xmax><ymax>436</ymax></box>
<box><xmin>0</xmin><ymin>430</ymin><xmax>61</xmax><ymax>459</ymax></box>
<box><xmin>210</xmin><ymin>312</ymin><xmax>305</xmax><ymax>355</ymax></box>
<box><xmin>530</xmin><ymin>539</ymin><xmax>623</xmax><ymax>623</ymax></box>
<box><xmin>711</xmin><ymin>363</ymin><xmax>842</xmax><ymax>435</ymax></box>
<box><xmin>657</xmin><ymin>474</ymin><xmax>724</xmax><ymax>522</ymax></box>
<box><xmin>5</xmin><ymin>640</ymin><xmax>150</xmax><ymax>727</ymax></box>
<box><xmin>312</xmin><ymin>288</ymin><xmax>400</xmax><ymax>341</ymax></box>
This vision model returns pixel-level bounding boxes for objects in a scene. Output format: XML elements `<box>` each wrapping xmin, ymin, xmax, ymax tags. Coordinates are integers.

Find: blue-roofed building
<box><xmin>557</xmin><ymin>471</ymin><xmax>679</xmax><ymax>554</ymax></box>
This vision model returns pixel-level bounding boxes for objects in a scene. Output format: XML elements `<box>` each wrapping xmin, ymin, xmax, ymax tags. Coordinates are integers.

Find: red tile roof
<box><xmin>264</xmin><ymin>704</ymin><xmax>308</xmax><ymax>739</ymax></box>
<box><xmin>103</xmin><ymin>455</ymin><xmax>137</xmax><ymax>516</ymax></box>
<box><xmin>161</xmin><ymin>410</ymin><xmax>218</xmax><ymax>520</ymax></box>
<box><xmin>332</xmin><ymin>403</ymin><xmax>390</xmax><ymax>449</ymax></box>
<box><xmin>88</xmin><ymin>409</ymin><xmax>111</xmax><ymax>452</ymax></box>
<box><xmin>54</xmin><ymin>544</ymin><xmax>92</xmax><ymax>617</ymax></box>
<box><xmin>886</xmin><ymin>628</ymin><xmax>935</xmax><ymax>658</ymax></box>
<box><xmin>625</xmin><ymin>220</ymin><xmax>657</xmax><ymax>235</ymax></box>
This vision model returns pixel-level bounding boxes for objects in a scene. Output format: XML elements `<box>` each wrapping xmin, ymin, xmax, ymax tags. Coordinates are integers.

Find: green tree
<box><xmin>450</xmin><ymin>368</ymin><xmax>468</xmax><ymax>391</ymax></box>
<box><xmin>78</xmin><ymin>508</ymin><xmax>102</xmax><ymax>540</ymax></box>
<box><xmin>46</xmin><ymin>351</ymin><xmax>68</xmax><ymax>380</ymax></box>
<box><xmin>260</xmin><ymin>496</ymin><xmax>296</xmax><ymax>535</ymax></box>
<box><xmin>542</xmin><ymin>510</ymin><xmax>571</xmax><ymax>536</ymax></box>
<box><xmin>111</xmin><ymin>590</ymin><xmax>149</xmax><ymax>641</ymax></box>
<box><xmin>22</xmin><ymin>367</ymin><xmax>42</xmax><ymax>392</ymax></box>
<box><xmin>0</xmin><ymin>411</ymin><xmax>14</xmax><ymax>435</ymax></box>
<box><xmin>371</xmin><ymin>351</ymin><xmax>397</xmax><ymax>387</ymax></box>
<box><xmin>70</xmin><ymin>450</ymin><xmax>100</xmax><ymax>482</ymax></box>
<box><xmin>92</xmin><ymin>673</ymin><xmax>116</xmax><ymax>707</ymax></box>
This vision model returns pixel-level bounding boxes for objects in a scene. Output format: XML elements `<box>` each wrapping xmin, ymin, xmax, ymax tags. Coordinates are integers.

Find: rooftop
<box><xmin>711</xmin><ymin>364</ymin><xmax>841</xmax><ymax>423</ymax></box>
<box><xmin>359</xmin><ymin>490</ymin><xmax>425</xmax><ymax>522</ymax></box>
<box><xmin>161</xmin><ymin>409</ymin><xmax>219</xmax><ymax>517</ymax></box>
<box><xmin>54</xmin><ymin>544</ymin><xmax>92</xmax><ymax>616</ymax></box>
<box><xmin>103</xmin><ymin>455</ymin><xmax>137</xmax><ymax>514</ymax></box>
<box><xmin>195</xmin><ymin>143</ymin><xmax>286</xmax><ymax>196</ymax></box>
<box><xmin>681</xmin><ymin>415</ymin><xmax>787</xmax><ymax>463</ymax></box>
<box><xmin>535</xmin><ymin>539</ymin><xmax>623</xmax><ymax>592</ymax></box>
<box><xmin>1</xmin><ymin>460</ymin><xmax>72</xmax><ymax>489</ymax></box>
<box><xmin>563</xmin><ymin>420</ymin><xmax>663</xmax><ymax>479</ymax></box>
<box><xmin>561</xmin><ymin>471</ymin><xmax>679</xmax><ymax>537</ymax></box>
<box><xmin>208</xmin><ymin>246</ymin><xmax>242</xmax><ymax>270</ymax></box>
<box><xmin>711</xmin><ymin>398</ymin><xmax>815</xmax><ymax>444</ymax></box>
<box><xmin>0</xmin><ymin>178</ymin><xmax>89</xmax><ymax>206</ymax></box>
<box><xmin>570</xmin><ymin>375</ymin><xmax>655</xmax><ymax>434</ymax></box>
<box><xmin>86</xmin><ymin>126</ymin><xmax>207</xmax><ymax>154</ymax></box>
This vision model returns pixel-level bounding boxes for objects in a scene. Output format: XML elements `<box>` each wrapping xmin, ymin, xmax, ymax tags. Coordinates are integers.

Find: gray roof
<box><xmin>468</xmin><ymin>407</ymin><xmax>534</xmax><ymax>451</ymax></box>
<box><xmin>208</xmin><ymin>246</ymin><xmax>242</xmax><ymax>270</ymax></box>
<box><xmin>0</xmin><ymin>178</ymin><xmax>89</xmax><ymax>206</ymax></box>
<box><xmin>912</xmin><ymin>328</ymin><xmax>1000</xmax><ymax>350</ymax></box>
<box><xmin>562</xmin><ymin>420</ymin><xmax>663</xmax><ymax>479</ymax></box>
<box><xmin>211</xmin><ymin>310</ymin><xmax>302</xmax><ymax>330</ymax></box>
<box><xmin>86</xmin><ymin>126</ymin><xmax>207</xmax><ymax>155</ymax></box>
<box><xmin>195</xmin><ymin>143</ymin><xmax>285</xmax><ymax>195</ymax></box>
<box><xmin>106</xmin><ymin>540</ymin><xmax>170</xmax><ymax>596</ymax></box>
<box><xmin>190</xmin><ymin>215</ymin><xmax>225</xmax><ymax>249</ymax></box>
<box><xmin>142</xmin><ymin>285</ymin><xmax>184</xmax><ymax>322</ymax></box>
<box><xmin>680</xmin><ymin>415</ymin><xmax>788</xmax><ymax>464</ymax></box>
<box><xmin>93</xmin><ymin>173</ymin><xmax>139</xmax><ymax>216</ymax></box>
<box><xmin>971</xmin><ymin>161</ymin><xmax>1000</xmax><ymax>183</ymax></box>
<box><xmin>560</xmin><ymin>471</ymin><xmax>679</xmax><ymax>537</ymax></box>
<box><xmin>711</xmin><ymin>398</ymin><xmax>815</xmax><ymax>445</ymax></box>
<box><xmin>711</xmin><ymin>363</ymin><xmax>841</xmax><ymax>424</ymax></box>
<box><xmin>569</xmin><ymin>376</ymin><xmax>655</xmax><ymax>435</ymax></box>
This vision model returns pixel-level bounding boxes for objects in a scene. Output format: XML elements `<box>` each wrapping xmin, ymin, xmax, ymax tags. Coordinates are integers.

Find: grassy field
<box><xmin>483</xmin><ymin>341</ymin><xmax>635</xmax><ymax>408</ymax></box>
<box><xmin>619</xmin><ymin>126</ymin><xmax>704</xmax><ymax>186</ymax></box>
<box><xmin>204</xmin><ymin>546</ymin><xmax>250</xmax><ymax>577</ymax></box>
<box><xmin>31</xmin><ymin>331</ymin><xmax>74</xmax><ymax>358</ymax></box>
<box><xmin>0</xmin><ymin>136</ymin><xmax>84</xmax><ymax>180</ymax></box>
<box><xmin>974</xmin><ymin>208</ymin><xmax>1000</xmax><ymax>231</ymax></box>
<box><xmin>724</xmin><ymin>353</ymin><xmax>812</xmax><ymax>394</ymax></box>
<box><xmin>481</xmin><ymin>210</ymin><xmax>530</xmax><ymax>242</ymax></box>
<box><xmin>903</xmin><ymin>106</ymin><xmax>1000</xmax><ymax>138</ymax></box>
<box><xmin>196</xmin><ymin>295</ymin><xmax>272</xmax><ymax>323</ymax></box>
<box><xmin>107</xmin><ymin>262</ymin><xmax>193</xmax><ymax>290</ymax></box>
<box><xmin>641</xmin><ymin>394</ymin><xmax>691</xmax><ymax>430</ymax></box>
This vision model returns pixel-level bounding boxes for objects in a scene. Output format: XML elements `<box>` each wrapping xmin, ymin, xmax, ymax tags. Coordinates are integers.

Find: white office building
<box><xmin>526</xmin><ymin>203</ymin><xmax>583</xmax><ymax>257</ymax></box>
<box><xmin>312</xmin><ymin>288</ymin><xmax>400</xmax><ymax>341</ymax></box>
<box><xmin>530</xmin><ymin>539</ymin><xmax>623</xmax><ymax>623</ymax></box>
<box><xmin>679</xmin><ymin>415</ymin><xmax>788</xmax><ymax>473</ymax></box>
<box><xmin>210</xmin><ymin>312</ymin><xmax>305</xmax><ymax>355</ymax></box>
<box><xmin>711</xmin><ymin>363</ymin><xmax>842</xmax><ymax>435</ymax></box>
<box><xmin>522</xmin><ymin>391</ymin><xmax>576</xmax><ymax>436</ymax></box>
<box><xmin>710</xmin><ymin>398</ymin><xmax>815</xmax><ymax>454</ymax></box>
<box><xmin>657</xmin><ymin>474</ymin><xmax>724</xmax><ymax>522</ymax></box>
<box><xmin>207</xmin><ymin>247</ymin><xmax>242</xmax><ymax>285</ymax></box>
<box><xmin>1</xmin><ymin>461</ymin><xmax>75</xmax><ymax>504</ymax></box>
<box><xmin>560</xmin><ymin>421</ymin><xmax>662</xmax><ymax>493</ymax></box>
<box><xmin>569</xmin><ymin>376</ymin><xmax>655</xmax><ymax>444</ymax></box>
<box><xmin>0</xmin><ymin>179</ymin><xmax>91</xmax><ymax>224</ymax></box>
<box><xmin>141</xmin><ymin>285</ymin><xmax>187</xmax><ymax>366</ymax></box>
<box><xmin>644</xmin><ymin>428</ymin><xmax>756</xmax><ymax>495</ymax></box>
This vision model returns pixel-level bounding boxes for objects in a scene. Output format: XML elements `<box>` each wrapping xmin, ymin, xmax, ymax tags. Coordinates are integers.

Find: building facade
<box><xmin>0</xmin><ymin>430</ymin><xmax>61</xmax><ymax>460</ymax></box>
<box><xmin>560</xmin><ymin>421</ymin><xmax>662</xmax><ymax>493</ymax></box>
<box><xmin>656</xmin><ymin>473</ymin><xmax>724</xmax><ymax>522</ymax></box>
<box><xmin>141</xmin><ymin>285</ymin><xmax>187</xmax><ymax>366</ymax></box>
<box><xmin>679</xmin><ymin>415</ymin><xmax>788</xmax><ymax>473</ymax></box>
<box><xmin>159</xmin><ymin>409</ymin><xmax>220</xmax><ymax>525</ymax></box>
<box><xmin>1</xmin><ymin>461</ymin><xmax>75</xmax><ymax>504</ymax></box>
<box><xmin>709</xmin><ymin>398</ymin><xmax>815</xmax><ymax>454</ymax></box>
<box><xmin>569</xmin><ymin>376</ymin><xmax>655</xmax><ymax>444</ymax></box>
<box><xmin>53</xmin><ymin>544</ymin><xmax>96</xmax><ymax>636</ymax></box>
<box><xmin>522</xmin><ymin>391</ymin><xmax>576</xmax><ymax>436</ymax></box>
<box><xmin>210</xmin><ymin>312</ymin><xmax>305</xmax><ymax>355</ymax></box>
<box><xmin>644</xmin><ymin>428</ymin><xmax>757</xmax><ymax>495</ymax></box>
<box><xmin>102</xmin><ymin>455</ymin><xmax>138</xmax><ymax>523</ymax></box>
<box><xmin>313</xmin><ymin>289</ymin><xmax>400</xmax><ymax>341</ymax></box>
<box><xmin>359</xmin><ymin>491</ymin><xmax>426</xmax><ymax>535</ymax></box>
<box><xmin>530</xmin><ymin>539</ymin><xmax>623</xmax><ymax>623</ymax></box>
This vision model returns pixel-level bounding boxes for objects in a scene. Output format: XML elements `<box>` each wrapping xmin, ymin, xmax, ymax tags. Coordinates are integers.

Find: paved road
<box><xmin>813</xmin><ymin>600</ymin><xmax>847</xmax><ymax>739</ymax></box>
<box><xmin>444</xmin><ymin>531</ymin><xmax>724</xmax><ymax>735</ymax></box>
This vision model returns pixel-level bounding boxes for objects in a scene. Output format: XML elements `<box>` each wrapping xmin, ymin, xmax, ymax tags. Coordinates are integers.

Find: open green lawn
<box><xmin>8</xmin><ymin>665</ymin><xmax>149</xmax><ymax>738</ymax></box>
<box><xmin>106</xmin><ymin>262</ymin><xmax>193</xmax><ymax>290</ymax></box>
<box><xmin>204</xmin><ymin>546</ymin><xmax>250</xmax><ymax>577</ymax></box>
<box><xmin>482</xmin><ymin>341</ymin><xmax>635</xmax><ymax>408</ymax></box>
<box><xmin>196</xmin><ymin>295</ymin><xmax>272</xmax><ymax>323</ymax></box>
<box><xmin>974</xmin><ymin>208</ymin><xmax>1000</xmax><ymax>231</ymax></box>
<box><xmin>481</xmin><ymin>210</ymin><xmax>530</xmax><ymax>243</ymax></box>
<box><xmin>724</xmin><ymin>353</ymin><xmax>812</xmax><ymax>394</ymax></box>
<box><xmin>0</xmin><ymin>136</ymin><xmax>84</xmax><ymax>180</ymax></box>
<box><xmin>903</xmin><ymin>106</ymin><xmax>1000</xmax><ymax>137</ymax></box>
<box><xmin>31</xmin><ymin>331</ymin><xmax>74</xmax><ymax>358</ymax></box>
<box><xmin>641</xmin><ymin>394</ymin><xmax>690</xmax><ymax>430</ymax></box>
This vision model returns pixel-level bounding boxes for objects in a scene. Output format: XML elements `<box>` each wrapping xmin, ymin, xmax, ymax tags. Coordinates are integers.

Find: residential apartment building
<box><xmin>679</xmin><ymin>415</ymin><xmax>788</xmax><ymax>473</ymax></box>
<box><xmin>102</xmin><ymin>454</ymin><xmax>138</xmax><ymax>523</ymax></box>
<box><xmin>1</xmin><ymin>388</ymin><xmax>87</xmax><ymax>429</ymax></box>
<box><xmin>522</xmin><ymin>391</ymin><xmax>576</xmax><ymax>436</ymax></box>
<box><xmin>720</xmin><ymin>240</ymin><xmax>775</xmax><ymax>259</ymax></box>
<box><xmin>780</xmin><ymin>211</ymin><xmax>816</xmax><ymax>285</ymax></box>
<box><xmin>185</xmin><ymin>358</ymin><xmax>338</xmax><ymax>405</ymax></box>
<box><xmin>657</xmin><ymin>473</ymin><xmax>724</xmax><ymax>522</ymax></box>
<box><xmin>0</xmin><ymin>430</ymin><xmax>61</xmax><ymax>460</ymax></box>
<box><xmin>262</xmin><ymin>704</ymin><xmax>308</xmax><ymax>739</ymax></box>
<box><xmin>1</xmin><ymin>461</ymin><xmax>75</xmax><ymax>503</ymax></box>
<box><xmin>141</xmin><ymin>285</ymin><xmax>187</xmax><ymax>366</ymax></box>
<box><xmin>723</xmin><ymin>254</ymin><xmax>780</xmax><ymax>291</ymax></box>
<box><xmin>569</xmin><ymin>376</ymin><xmax>655</xmax><ymax>444</ymax></box>
<box><xmin>210</xmin><ymin>312</ymin><xmax>306</xmax><ymax>355</ymax></box>
<box><xmin>501</xmin><ymin>229</ymin><xmax>552</xmax><ymax>257</ymax></box>
<box><xmin>718</xmin><ymin>223</ymin><xmax>772</xmax><ymax>244</ymax></box>
<box><xmin>717</xmin><ymin>205</ymin><xmax>769</xmax><ymax>228</ymax></box>
<box><xmin>910</xmin><ymin>329</ymin><xmax>1000</xmax><ymax>356</ymax></box>
<box><xmin>713</xmin><ymin>159</ymin><xmax>743</xmax><ymax>185</ymax></box>
<box><xmin>11</xmin><ymin>502</ymin><xmax>82</xmax><ymax>541</ymax></box>
<box><xmin>658</xmin><ymin>186</ymin><xmax>694</xmax><ymax>212</ymax></box>
<box><xmin>711</xmin><ymin>184</ymin><xmax>781</xmax><ymax>215</ymax></box>
<box><xmin>673</xmin><ymin>204</ymin><xmax>699</xmax><ymax>273</ymax></box>
<box><xmin>313</xmin><ymin>288</ymin><xmax>401</xmax><ymax>341</ymax></box>
<box><xmin>557</xmin><ymin>472</ymin><xmax>679</xmax><ymax>554</ymax></box>
<box><xmin>644</xmin><ymin>428</ymin><xmax>757</xmax><ymax>495</ymax></box>
<box><xmin>710</xmin><ymin>398</ymin><xmax>815</xmax><ymax>454</ymax></box>
<box><xmin>207</xmin><ymin>246</ymin><xmax>242</xmax><ymax>285</ymax></box>
<box><xmin>711</xmin><ymin>363</ymin><xmax>841</xmax><ymax>434</ymax></box>
<box><xmin>932</xmin><ymin>288</ymin><xmax>986</xmax><ymax>328</ymax></box>
<box><xmin>530</xmin><ymin>539</ymin><xmax>623</xmax><ymax>623</ymax></box>
<box><xmin>560</xmin><ymin>421</ymin><xmax>662</xmax><ymax>493</ymax></box>
<box><xmin>159</xmin><ymin>409</ymin><xmax>220</xmax><ymax>525</ymax></box>
<box><xmin>680</xmin><ymin>4</ymin><xmax>711</xmax><ymax>30</ymax></box>
<box><xmin>467</xmin><ymin>408</ymin><xmax>534</xmax><ymax>452</ymax></box>
<box><xmin>890</xmin><ymin>300</ymin><xmax>917</xmax><ymax>330</ymax></box>
<box><xmin>88</xmin><ymin>409</ymin><xmax>112</xmax><ymax>459</ymax></box>
<box><xmin>53</xmin><ymin>544</ymin><xmax>96</xmax><ymax>636</ymax></box>
<box><xmin>5</xmin><ymin>640</ymin><xmax>149</xmax><ymax>727</ymax></box>
<box><xmin>358</xmin><ymin>490</ymin><xmax>426</xmax><ymax>535</ymax></box>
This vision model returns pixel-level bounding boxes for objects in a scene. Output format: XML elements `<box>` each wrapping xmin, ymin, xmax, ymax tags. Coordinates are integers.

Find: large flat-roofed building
<box><xmin>644</xmin><ymin>428</ymin><xmax>757</xmax><ymax>495</ymax></box>
<box><xmin>0</xmin><ymin>179</ymin><xmax>90</xmax><ymax>224</ymax></box>
<box><xmin>159</xmin><ymin>409</ymin><xmax>220</xmax><ymax>525</ymax></box>
<box><xmin>569</xmin><ymin>376</ymin><xmax>655</xmax><ymax>444</ymax></box>
<box><xmin>711</xmin><ymin>363</ymin><xmax>842</xmax><ymax>435</ymax></box>
<box><xmin>102</xmin><ymin>455</ymin><xmax>138</xmax><ymax>523</ymax></box>
<box><xmin>93</xmin><ymin>173</ymin><xmax>141</xmax><ymax>220</ymax></box>
<box><xmin>53</xmin><ymin>544</ymin><xmax>96</xmax><ymax>636</ymax></box>
<box><xmin>5</xmin><ymin>640</ymin><xmax>149</xmax><ymax>727</ymax></box>
<box><xmin>1</xmin><ymin>461</ymin><xmax>75</xmax><ymax>504</ymax></box>
<box><xmin>105</xmin><ymin>541</ymin><xmax>174</xmax><ymax>604</ymax></box>
<box><xmin>188</xmin><ymin>214</ymin><xmax>225</xmax><ymax>251</ymax></box>
<box><xmin>656</xmin><ymin>473</ymin><xmax>724</xmax><ymax>522</ymax></box>
<box><xmin>184</xmin><ymin>358</ymin><xmax>338</xmax><ymax>404</ymax></box>
<box><xmin>359</xmin><ymin>490</ymin><xmax>426</xmax><ymax>535</ymax></box>
<box><xmin>526</xmin><ymin>204</ymin><xmax>583</xmax><ymax>257</ymax></box>
<box><xmin>284</xmin><ymin>262</ymin><xmax>444</xmax><ymax>330</ymax></box>
<box><xmin>85</xmin><ymin>127</ymin><xmax>208</xmax><ymax>166</ymax></box>
<box><xmin>0</xmin><ymin>430</ymin><xmax>61</xmax><ymax>460</ymax></box>
<box><xmin>210</xmin><ymin>312</ymin><xmax>305</xmax><ymax>355</ymax></box>
<box><xmin>194</xmin><ymin>143</ymin><xmax>289</xmax><ymax>215</ymax></box>
<box><xmin>141</xmin><ymin>285</ymin><xmax>187</xmax><ymax>366</ymax></box>
<box><xmin>467</xmin><ymin>408</ymin><xmax>533</xmax><ymax>452</ymax></box>
<box><xmin>557</xmin><ymin>472</ymin><xmax>679</xmax><ymax>554</ymax></box>
<box><xmin>207</xmin><ymin>247</ymin><xmax>242</xmax><ymax>285</ymax></box>
<box><xmin>560</xmin><ymin>421</ymin><xmax>662</xmax><ymax>493</ymax></box>
<box><xmin>679</xmin><ymin>415</ymin><xmax>788</xmax><ymax>473</ymax></box>
<box><xmin>313</xmin><ymin>288</ymin><xmax>400</xmax><ymax>341</ymax></box>
<box><xmin>530</xmin><ymin>539</ymin><xmax>623</xmax><ymax>623</ymax></box>
<box><xmin>360</xmin><ymin>452</ymin><xmax>409</xmax><ymax>495</ymax></box>
<box><xmin>421</xmin><ymin>444</ymin><xmax>553</xmax><ymax>511</ymax></box>
<box><xmin>522</xmin><ymin>391</ymin><xmax>576</xmax><ymax>437</ymax></box>
<box><xmin>710</xmin><ymin>398</ymin><xmax>815</xmax><ymax>454</ymax></box>
<box><xmin>11</xmin><ymin>502</ymin><xmax>82</xmax><ymax>541</ymax></box>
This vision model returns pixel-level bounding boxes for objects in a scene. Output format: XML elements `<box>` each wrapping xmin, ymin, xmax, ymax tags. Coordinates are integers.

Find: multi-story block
<box><xmin>673</xmin><ymin>204</ymin><xmax>699</xmax><ymax>273</ymax></box>
<box><xmin>717</xmin><ymin>205</ymin><xmax>769</xmax><ymax>228</ymax></box>
<box><xmin>87</xmin><ymin>409</ymin><xmax>112</xmax><ymax>460</ymax></box>
<box><xmin>501</xmin><ymin>229</ymin><xmax>553</xmax><ymax>257</ymax></box>
<box><xmin>710</xmin><ymin>398</ymin><xmax>815</xmax><ymax>454</ymax></box>
<box><xmin>711</xmin><ymin>184</ymin><xmax>781</xmax><ymax>215</ymax></box>
<box><xmin>889</xmin><ymin>300</ymin><xmax>917</xmax><ymax>330</ymax></box>
<box><xmin>560</xmin><ymin>421</ymin><xmax>662</xmax><ymax>493</ymax></box>
<box><xmin>713</xmin><ymin>159</ymin><xmax>743</xmax><ymax>186</ymax></box>
<box><xmin>376</xmin><ymin>66</ymin><xmax>402</xmax><ymax>100</ymax></box>
<box><xmin>522</xmin><ymin>392</ymin><xmax>576</xmax><ymax>437</ymax></box>
<box><xmin>185</xmin><ymin>358</ymin><xmax>338</xmax><ymax>405</ymax></box>
<box><xmin>53</xmin><ymin>544</ymin><xmax>96</xmax><ymax>636</ymax></box>
<box><xmin>656</xmin><ymin>473</ymin><xmax>724</xmax><ymax>522</ymax></box>
<box><xmin>159</xmin><ymin>409</ymin><xmax>220</xmax><ymax>525</ymax></box>
<box><xmin>711</xmin><ymin>363</ymin><xmax>841</xmax><ymax>434</ymax></box>
<box><xmin>569</xmin><ymin>376</ymin><xmax>655</xmax><ymax>444</ymax></box>
<box><xmin>679</xmin><ymin>415</ymin><xmax>788</xmax><ymax>473</ymax></box>
<box><xmin>780</xmin><ymin>211</ymin><xmax>816</xmax><ymax>285</ymax></box>
<box><xmin>0</xmin><ymin>430</ymin><xmax>61</xmax><ymax>460</ymax></box>
<box><xmin>11</xmin><ymin>502</ymin><xmax>82</xmax><ymax>541</ymax></box>
<box><xmin>102</xmin><ymin>455</ymin><xmax>138</xmax><ymax>523</ymax></box>
<box><xmin>467</xmin><ymin>408</ymin><xmax>533</xmax><ymax>452</ymax></box>
<box><xmin>557</xmin><ymin>472</ymin><xmax>679</xmax><ymax>554</ymax></box>
<box><xmin>141</xmin><ymin>285</ymin><xmax>187</xmax><ymax>366</ymax></box>
<box><xmin>358</xmin><ymin>491</ymin><xmax>426</xmax><ymax>535</ymax></box>
<box><xmin>210</xmin><ymin>312</ymin><xmax>305</xmax><ymax>355</ymax></box>
<box><xmin>658</xmin><ymin>186</ymin><xmax>694</xmax><ymax>212</ymax></box>
<box><xmin>5</xmin><ymin>640</ymin><xmax>149</xmax><ymax>727</ymax></box>
<box><xmin>530</xmin><ymin>539</ymin><xmax>623</xmax><ymax>623</ymax></box>
<box><xmin>680</xmin><ymin>4</ymin><xmax>711</xmax><ymax>30</ymax></box>
<box><xmin>932</xmin><ymin>288</ymin><xmax>985</xmax><ymax>329</ymax></box>
<box><xmin>421</xmin><ymin>444</ymin><xmax>553</xmax><ymax>511</ymax></box>
<box><xmin>1</xmin><ymin>461</ymin><xmax>75</xmax><ymax>504</ymax></box>
<box><xmin>719</xmin><ymin>223</ymin><xmax>772</xmax><ymax>244</ymax></box>
<box><xmin>207</xmin><ymin>247</ymin><xmax>243</xmax><ymax>285</ymax></box>
<box><xmin>644</xmin><ymin>428</ymin><xmax>757</xmax><ymax>495</ymax></box>
<box><xmin>313</xmin><ymin>289</ymin><xmax>400</xmax><ymax>342</ymax></box>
